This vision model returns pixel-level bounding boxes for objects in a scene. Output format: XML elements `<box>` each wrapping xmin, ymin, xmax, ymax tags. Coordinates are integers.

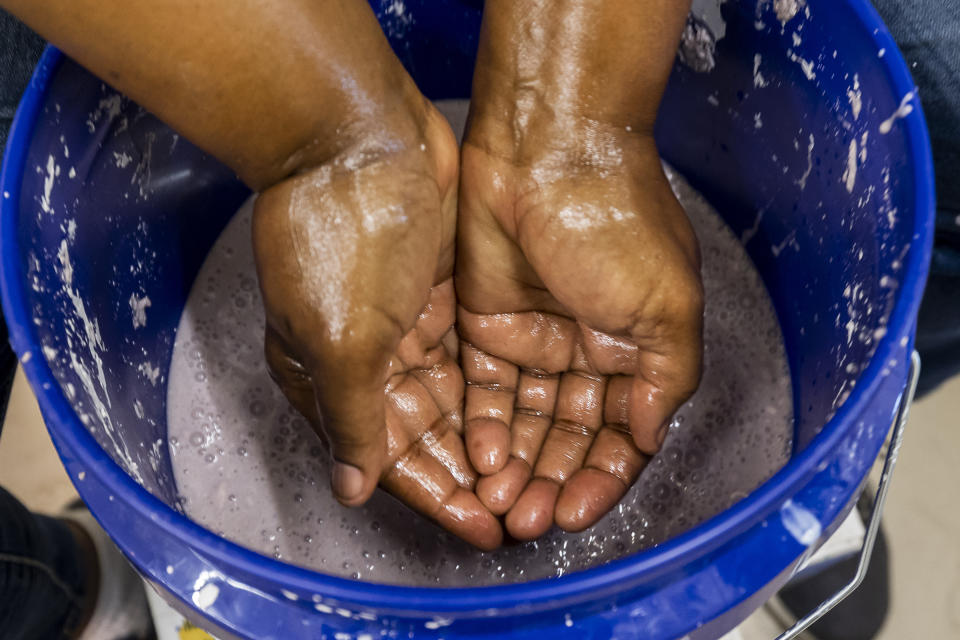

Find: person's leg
<box><xmin>0</xmin><ymin>487</ymin><xmax>97</xmax><ymax>640</ymax></box>
<box><xmin>0</xmin><ymin>8</ymin><xmax>44</xmax><ymax>151</ymax></box>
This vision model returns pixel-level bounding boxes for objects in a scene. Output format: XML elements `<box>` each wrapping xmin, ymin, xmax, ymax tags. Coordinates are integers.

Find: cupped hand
<box><xmin>252</xmin><ymin>104</ymin><xmax>502</xmax><ymax>550</ymax></box>
<box><xmin>456</xmin><ymin>131</ymin><xmax>704</xmax><ymax>541</ymax></box>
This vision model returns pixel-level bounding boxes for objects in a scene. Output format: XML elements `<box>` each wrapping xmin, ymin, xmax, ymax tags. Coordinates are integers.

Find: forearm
<box><xmin>1</xmin><ymin>0</ymin><xmax>426</xmax><ymax>189</ymax></box>
<box><xmin>467</xmin><ymin>0</ymin><xmax>691</xmax><ymax>160</ymax></box>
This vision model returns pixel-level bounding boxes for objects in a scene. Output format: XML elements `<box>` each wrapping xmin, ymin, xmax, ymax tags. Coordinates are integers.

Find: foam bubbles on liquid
<box><xmin>167</xmin><ymin>164</ymin><xmax>792</xmax><ymax>587</ymax></box>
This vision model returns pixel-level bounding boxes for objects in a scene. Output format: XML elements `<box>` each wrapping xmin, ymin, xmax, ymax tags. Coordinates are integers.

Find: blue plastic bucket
<box><xmin>0</xmin><ymin>0</ymin><xmax>935</xmax><ymax>638</ymax></box>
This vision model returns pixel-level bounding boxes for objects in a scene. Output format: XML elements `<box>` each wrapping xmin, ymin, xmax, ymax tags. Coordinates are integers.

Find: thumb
<box><xmin>310</xmin><ymin>361</ymin><xmax>389</xmax><ymax>507</ymax></box>
<box><xmin>264</xmin><ymin>326</ymin><xmax>389</xmax><ymax>507</ymax></box>
<box><xmin>629</xmin><ymin>297</ymin><xmax>704</xmax><ymax>455</ymax></box>
<box><xmin>310</xmin><ymin>335</ymin><xmax>398</xmax><ymax>507</ymax></box>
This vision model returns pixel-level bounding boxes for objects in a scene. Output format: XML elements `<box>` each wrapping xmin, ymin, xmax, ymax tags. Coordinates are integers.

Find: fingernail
<box><xmin>332</xmin><ymin>462</ymin><xmax>365</xmax><ymax>502</ymax></box>
<box><xmin>656</xmin><ymin>421</ymin><xmax>670</xmax><ymax>448</ymax></box>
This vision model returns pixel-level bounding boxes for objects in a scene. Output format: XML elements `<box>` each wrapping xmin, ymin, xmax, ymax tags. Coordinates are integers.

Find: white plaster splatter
<box><xmin>113</xmin><ymin>151</ymin><xmax>133</xmax><ymax>168</ymax></box>
<box><xmin>773</xmin><ymin>0</ymin><xmax>804</xmax><ymax>23</ymax></box>
<box><xmin>425</xmin><ymin>618</ymin><xmax>453</xmax><ymax>629</ymax></box>
<box><xmin>780</xmin><ymin>498</ymin><xmax>821</xmax><ymax>546</ymax></box>
<box><xmin>58</xmin><ymin>239</ymin><xmax>142</xmax><ymax>481</ymax></box>
<box><xmin>85</xmin><ymin>95</ymin><xmax>124</xmax><ymax>133</ymax></box>
<box><xmin>847</xmin><ymin>74</ymin><xmax>862</xmax><ymax>120</ymax></box>
<box><xmin>138</xmin><ymin>361</ymin><xmax>161</xmax><ymax>386</ymax></box>
<box><xmin>40</xmin><ymin>155</ymin><xmax>57</xmax><ymax>214</ymax></box>
<box><xmin>787</xmin><ymin>50</ymin><xmax>816</xmax><ymax>80</ymax></box>
<box><xmin>879</xmin><ymin>91</ymin><xmax>916</xmax><ymax>134</ymax></box>
<box><xmin>795</xmin><ymin>134</ymin><xmax>815</xmax><ymax>190</ymax></box>
<box><xmin>753</xmin><ymin>54</ymin><xmax>769</xmax><ymax>88</ymax></box>
<box><xmin>192</xmin><ymin>583</ymin><xmax>220</xmax><ymax>610</ymax></box>
<box><xmin>129</xmin><ymin>294</ymin><xmax>152</xmax><ymax>329</ymax></box>
<box><xmin>842</xmin><ymin>139</ymin><xmax>857</xmax><ymax>193</ymax></box>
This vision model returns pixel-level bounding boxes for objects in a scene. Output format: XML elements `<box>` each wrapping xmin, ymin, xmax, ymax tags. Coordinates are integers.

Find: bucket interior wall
<box><xmin>13</xmin><ymin>0</ymin><xmax>917</xmax><ymax>533</ymax></box>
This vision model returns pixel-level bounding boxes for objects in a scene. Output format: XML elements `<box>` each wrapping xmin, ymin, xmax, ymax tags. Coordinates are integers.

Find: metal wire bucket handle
<box><xmin>774</xmin><ymin>350</ymin><xmax>920</xmax><ymax>640</ymax></box>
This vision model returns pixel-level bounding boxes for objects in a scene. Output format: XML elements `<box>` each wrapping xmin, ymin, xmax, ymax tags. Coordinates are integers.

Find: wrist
<box><xmin>269</xmin><ymin>76</ymin><xmax>434</xmax><ymax>185</ymax></box>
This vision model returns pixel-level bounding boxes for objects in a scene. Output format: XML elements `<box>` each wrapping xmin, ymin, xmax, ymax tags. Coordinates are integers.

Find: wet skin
<box><xmin>457</xmin><ymin>0</ymin><xmax>702</xmax><ymax>540</ymax></box>
<box><xmin>3</xmin><ymin>0</ymin><xmax>700</xmax><ymax>548</ymax></box>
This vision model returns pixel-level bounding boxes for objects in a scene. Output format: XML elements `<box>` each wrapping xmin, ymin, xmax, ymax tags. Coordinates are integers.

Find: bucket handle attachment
<box><xmin>774</xmin><ymin>349</ymin><xmax>920</xmax><ymax>640</ymax></box>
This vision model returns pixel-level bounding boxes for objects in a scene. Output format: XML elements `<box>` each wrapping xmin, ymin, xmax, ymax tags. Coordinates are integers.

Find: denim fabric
<box><xmin>0</xmin><ymin>9</ymin><xmax>43</xmax><ymax>436</ymax></box>
<box><xmin>0</xmin><ymin>10</ymin><xmax>44</xmax><ymax>153</ymax></box>
<box><xmin>0</xmin><ymin>488</ymin><xmax>88</xmax><ymax>640</ymax></box>
<box><xmin>871</xmin><ymin>0</ymin><xmax>960</xmax><ymax>395</ymax></box>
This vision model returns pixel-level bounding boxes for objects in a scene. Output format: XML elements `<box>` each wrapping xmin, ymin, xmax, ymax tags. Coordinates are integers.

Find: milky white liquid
<box><xmin>167</xmin><ymin>107</ymin><xmax>793</xmax><ymax>587</ymax></box>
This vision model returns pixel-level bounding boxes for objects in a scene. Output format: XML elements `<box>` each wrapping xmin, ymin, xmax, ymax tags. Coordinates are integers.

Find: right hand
<box><xmin>253</xmin><ymin>102</ymin><xmax>502</xmax><ymax>551</ymax></box>
<box><xmin>456</xmin><ymin>129</ymin><xmax>704</xmax><ymax>541</ymax></box>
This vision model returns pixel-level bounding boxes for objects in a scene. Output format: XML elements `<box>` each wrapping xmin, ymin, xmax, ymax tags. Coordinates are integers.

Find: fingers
<box><xmin>532</xmin><ymin>372</ymin><xmax>606</xmax><ymax>484</ymax></box>
<box><xmin>269</xmin><ymin>326</ymin><xmax>388</xmax><ymax>507</ymax></box>
<box><xmin>475</xmin><ymin>369</ymin><xmax>557</xmax><ymax>514</ymax></box>
<box><xmin>505</xmin><ymin>478</ymin><xmax>560</xmax><ymax>541</ymax></box>
<box><xmin>381</xmin><ymin>438</ymin><xmax>502</xmax><ymax>551</ymax></box>
<box><xmin>629</xmin><ymin>302</ymin><xmax>703</xmax><ymax>455</ymax></box>
<box><xmin>382</xmin><ymin>379</ymin><xmax>500</xmax><ymax>550</ymax></box>
<box><xmin>410</xmin><ymin>353</ymin><xmax>464</xmax><ymax>435</ymax></box>
<box><xmin>385</xmin><ymin>375</ymin><xmax>476</xmax><ymax>490</ymax></box>
<box><xmin>555</xmin><ymin>376</ymin><xmax>648</xmax><ymax>531</ymax></box>
<box><xmin>506</xmin><ymin>371</ymin><xmax>605</xmax><ymax>540</ymax></box>
<box><xmin>264</xmin><ymin>327</ymin><xmax>323</xmax><ymax>426</ymax></box>
<box><xmin>462</xmin><ymin>343</ymin><xmax>518</xmax><ymax>474</ymax></box>
<box><xmin>457</xmin><ymin>307</ymin><xmax>577</xmax><ymax>373</ymax></box>
<box><xmin>312</xmin><ymin>374</ymin><xmax>388</xmax><ymax>507</ymax></box>
<box><xmin>476</xmin><ymin>457</ymin><xmax>531</xmax><ymax>515</ymax></box>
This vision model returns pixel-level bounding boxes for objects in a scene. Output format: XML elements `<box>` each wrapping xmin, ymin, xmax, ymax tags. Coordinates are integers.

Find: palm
<box><xmin>254</xmin><ymin>110</ymin><xmax>502</xmax><ymax>550</ymax></box>
<box><xmin>456</xmin><ymin>142</ymin><xmax>703</xmax><ymax>540</ymax></box>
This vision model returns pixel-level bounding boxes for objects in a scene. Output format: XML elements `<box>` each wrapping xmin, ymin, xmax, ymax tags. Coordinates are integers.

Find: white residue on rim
<box><xmin>129</xmin><ymin>293</ymin><xmax>152</xmax><ymax>329</ymax></box>
<box><xmin>424</xmin><ymin>618</ymin><xmax>453</xmax><ymax>630</ymax></box>
<box><xmin>879</xmin><ymin>91</ymin><xmax>916</xmax><ymax>134</ymax></box>
<box><xmin>847</xmin><ymin>74</ymin><xmax>862</xmax><ymax>120</ymax></box>
<box><xmin>192</xmin><ymin>583</ymin><xmax>220</xmax><ymax>611</ymax></box>
<box><xmin>780</xmin><ymin>498</ymin><xmax>821</xmax><ymax>546</ymax></box>
<box><xmin>842</xmin><ymin>138</ymin><xmax>857</xmax><ymax>193</ymax></box>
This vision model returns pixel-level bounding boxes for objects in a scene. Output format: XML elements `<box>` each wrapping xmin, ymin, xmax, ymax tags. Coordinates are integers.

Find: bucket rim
<box><xmin>0</xmin><ymin>0</ymin><xmax>935</xmax><ymax>615</ymax></box>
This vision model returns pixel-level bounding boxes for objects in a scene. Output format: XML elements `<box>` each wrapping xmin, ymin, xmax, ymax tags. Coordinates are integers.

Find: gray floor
<box><xmin>1</xmin><ymin>366</ymin><xmax>958</xmax><ymax>639</ymax></box>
